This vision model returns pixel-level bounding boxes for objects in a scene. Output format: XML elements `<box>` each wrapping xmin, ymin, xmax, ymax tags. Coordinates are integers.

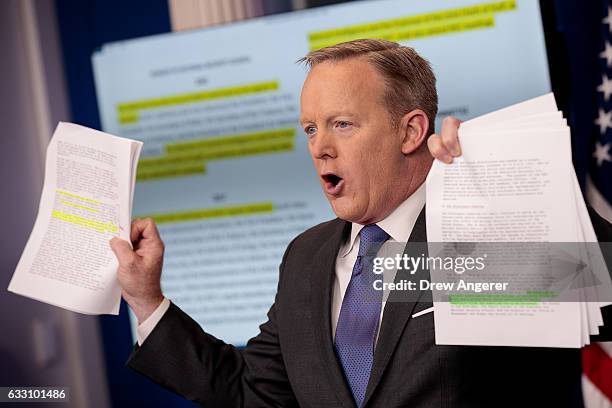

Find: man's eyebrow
<box><xmin>300</xmin><ymin>112</ymin><xmax>356</xmax><ymax>124</ymax></box>
<box><xmin>326</xmin><ymin>111</ymin><xmax>355</xmax><ymax>118</ymax></box>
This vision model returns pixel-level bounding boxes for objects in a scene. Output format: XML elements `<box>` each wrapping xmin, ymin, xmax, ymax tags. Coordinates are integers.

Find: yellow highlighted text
<box><xmin>142</xmin><ymin>202</ymin><xmax>274</xmax><ymax>224</ymax></box>
<box><xmin>51</xmin><ymin>211</ymin><xmax>118</xmax><ymax>233</ymax></box>
<box><xmin>308</xmin><ymin>0</ymin><xmax>516</xmax><ymax>50</ymax></box>
<box><xmin>117</xmin><ymin>81</ymin><xmax>279</xmax><ymax>124</ymax></box>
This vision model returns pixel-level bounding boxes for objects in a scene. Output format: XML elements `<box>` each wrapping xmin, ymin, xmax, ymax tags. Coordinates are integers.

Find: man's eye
<box><xmin>336</xmin><ymin>121</ymin><xmax>352</xmax><ymax>129</ymax></box>
<box><xmin>304</xmin><ymin>126</ymin><xmax>317</xmax><ymax>136</ymax></box>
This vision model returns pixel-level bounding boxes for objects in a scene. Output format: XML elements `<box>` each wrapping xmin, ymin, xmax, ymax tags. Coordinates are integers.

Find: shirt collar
<box><xmin>340</xmin><ymin>182</ymin><xmax>426</xmax><ymax>257</ymax></box>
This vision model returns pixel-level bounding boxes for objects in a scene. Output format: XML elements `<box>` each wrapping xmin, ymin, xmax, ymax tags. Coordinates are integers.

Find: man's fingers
<box><xmin>427</xmin><ymin>134</ymin><xmax>453</xmax><ymax>163</ymax></box>
<box><xmin>428</xmin><ymin>116</ymin><xmax>462</xmax><ymax>163</ymax></box>
<box><xmin>130</xmin><ymin>218</ymin><xmax>143</xmax><ymax>242</ymax></box>
<box><xmin>131</xmin><ymin>217</ymin><xmax>161</xmax><ymax>243</ymax></box>
<box><xmin>440</xmin><ymin>116</ymin><xmax>462</xmax><ymax>157</ymax></box>
<box><xmin>110</xmin><ymin>237</ymin><xmax>136</xmax><ymax>267</ymax></box>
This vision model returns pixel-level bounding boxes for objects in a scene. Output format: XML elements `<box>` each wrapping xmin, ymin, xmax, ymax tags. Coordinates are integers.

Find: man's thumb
<box><xmin>110</xmin><ymin>237</ymin><xmax>135</xmax><ymax>265</ymax></box>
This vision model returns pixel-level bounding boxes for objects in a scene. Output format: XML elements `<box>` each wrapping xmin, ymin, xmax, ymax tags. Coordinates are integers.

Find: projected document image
<box><xmin>117</xmin><ymin>79</ymin><xmax>318</xmax><ymax>343</ymax></box>
<box><xmin>96</xmin><ymin>49</ymin><xmax>325</xmax><ymax>343</ymax></box>
<box><xmin>92</xmin><ymin>0</ymin><xmax>550</xmax><ymax>345</ymax></box>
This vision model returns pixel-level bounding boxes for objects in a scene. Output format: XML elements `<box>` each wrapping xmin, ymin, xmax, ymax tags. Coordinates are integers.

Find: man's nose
<box><xmin>310</xmin><ymin>129</ymin><xmax>337</xmax><ymax>160</ymax></box>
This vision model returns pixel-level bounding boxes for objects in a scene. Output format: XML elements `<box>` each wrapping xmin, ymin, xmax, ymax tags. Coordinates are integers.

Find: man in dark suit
<box><xmin>110</xmin><ymin>39</ymin><xmax>612</xmax><ymax>407</ymax></box>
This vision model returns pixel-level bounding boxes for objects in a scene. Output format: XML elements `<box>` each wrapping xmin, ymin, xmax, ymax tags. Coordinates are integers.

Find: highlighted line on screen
<box><xmin>165</xmin><ymin>128</ymin><xmax>295</xmax><ymax>154</ymax></box>
<box><xmin>136</xmin><ymin>128</ymin><xmax>296</xmax><ymax>182</ymax></box>
<box><xmin>136</xmin><ymin>162</ymin><xmax>207</xmax><ymax>182</ymax></box>
<box><xmin>139</xmin><ymin>202</ymin><xmax>274</xmax><ymax>224</ymax></box>
<box><xmin>308</xmin><ymin>0</ymin><xmax>516</xmax><ymax>50</ymax></box>
<box><xmin>116</xmin><ymin>81</ymin><xmax>279</xmax><ymax>124</ymax></box>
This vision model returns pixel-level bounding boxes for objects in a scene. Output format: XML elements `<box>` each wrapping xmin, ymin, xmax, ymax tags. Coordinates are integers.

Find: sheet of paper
<box><xmin>426</xmin><ymin>128</ymin><xmax>577</xmax><ymax>242</ymax></box>
<box><xmin>8</xmin><ymin>122</ymin><xmax>142</xmax><ymax>315</ymax></box>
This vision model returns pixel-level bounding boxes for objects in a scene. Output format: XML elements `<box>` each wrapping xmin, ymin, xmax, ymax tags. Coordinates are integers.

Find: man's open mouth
<box><xmin>321</xmin><ymin>173</ymin><xmax>345</xmax><ymax>196</ymax></box>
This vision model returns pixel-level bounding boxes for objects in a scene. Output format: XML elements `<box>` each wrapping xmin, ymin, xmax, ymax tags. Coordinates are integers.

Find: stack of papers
<box><xmin>8</xmin><ymin>123</ymin><xmax>142</xmax><ymax>314</ymax></box>
<box><xmin>426</xmin><ymin>93</ymin><xmax>611</xmax><ymax>348</ymax></box>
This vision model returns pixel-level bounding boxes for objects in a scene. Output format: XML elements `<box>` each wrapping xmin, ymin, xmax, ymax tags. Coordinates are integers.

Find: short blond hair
<box><xmin>298</xmin><ymin>39</ymin><xmax>438</xmax><ymax>135</ymax></box>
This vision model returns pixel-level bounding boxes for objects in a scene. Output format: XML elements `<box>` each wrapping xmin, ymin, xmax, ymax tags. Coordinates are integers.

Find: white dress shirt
<box><xmin>137</xmin><ymin>183</ymin><xmax>426</xmax><ymax>345</ymax></box>
<box><xmin>136</xmin><ymin>297</ymin><xmax>170</xmax><ymax>344</ymax></box>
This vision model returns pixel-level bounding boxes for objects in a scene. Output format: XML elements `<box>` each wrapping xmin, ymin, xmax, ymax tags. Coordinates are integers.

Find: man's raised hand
<box><xmin>110</xmin><ymin>218</ymin><xmax>165</xmax><ymax>324</ymax></box>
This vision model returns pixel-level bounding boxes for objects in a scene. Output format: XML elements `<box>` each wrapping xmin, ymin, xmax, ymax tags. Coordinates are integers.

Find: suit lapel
<box><xmin>310</xmin><ymin>219</ymin><xmax>356</xmax><ymax>408</ymax></box>
<box><xmin>362</xmin><ymin>208</ymin><xmax>428</xmax><ymax>407</ymax></box>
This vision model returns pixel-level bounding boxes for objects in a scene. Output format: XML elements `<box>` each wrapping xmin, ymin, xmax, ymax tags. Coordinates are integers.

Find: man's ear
<box><xmin>399</xmin><ymin>109</ymin><xmax>429</xmax><ymax>155</ymax></box>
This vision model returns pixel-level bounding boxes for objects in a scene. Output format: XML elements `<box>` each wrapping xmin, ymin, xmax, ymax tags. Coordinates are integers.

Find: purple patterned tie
<box><xmin>334</xmin><ymin>224</ymin><xmax>389</xmax><ymax>407</ymax></box>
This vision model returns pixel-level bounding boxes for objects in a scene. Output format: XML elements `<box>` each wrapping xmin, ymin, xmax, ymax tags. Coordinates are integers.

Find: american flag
<box><xmin>581</xmin><ymin>1</ymin><xmax>612</xmax><ymax>406</ymax></box>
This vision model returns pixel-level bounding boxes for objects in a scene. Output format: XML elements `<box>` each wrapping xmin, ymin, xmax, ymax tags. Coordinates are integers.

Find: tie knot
<box><xmin>358</xmin><ymin>224</ymin><xmax>389</xmax><ymax>257</ymax></box>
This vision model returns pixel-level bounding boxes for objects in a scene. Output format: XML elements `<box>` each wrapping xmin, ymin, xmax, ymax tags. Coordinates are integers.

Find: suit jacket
<box><xmin>127</xmin><ymin>207</ymin><xmax>612</xmax><ymax>408</ymax></box>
